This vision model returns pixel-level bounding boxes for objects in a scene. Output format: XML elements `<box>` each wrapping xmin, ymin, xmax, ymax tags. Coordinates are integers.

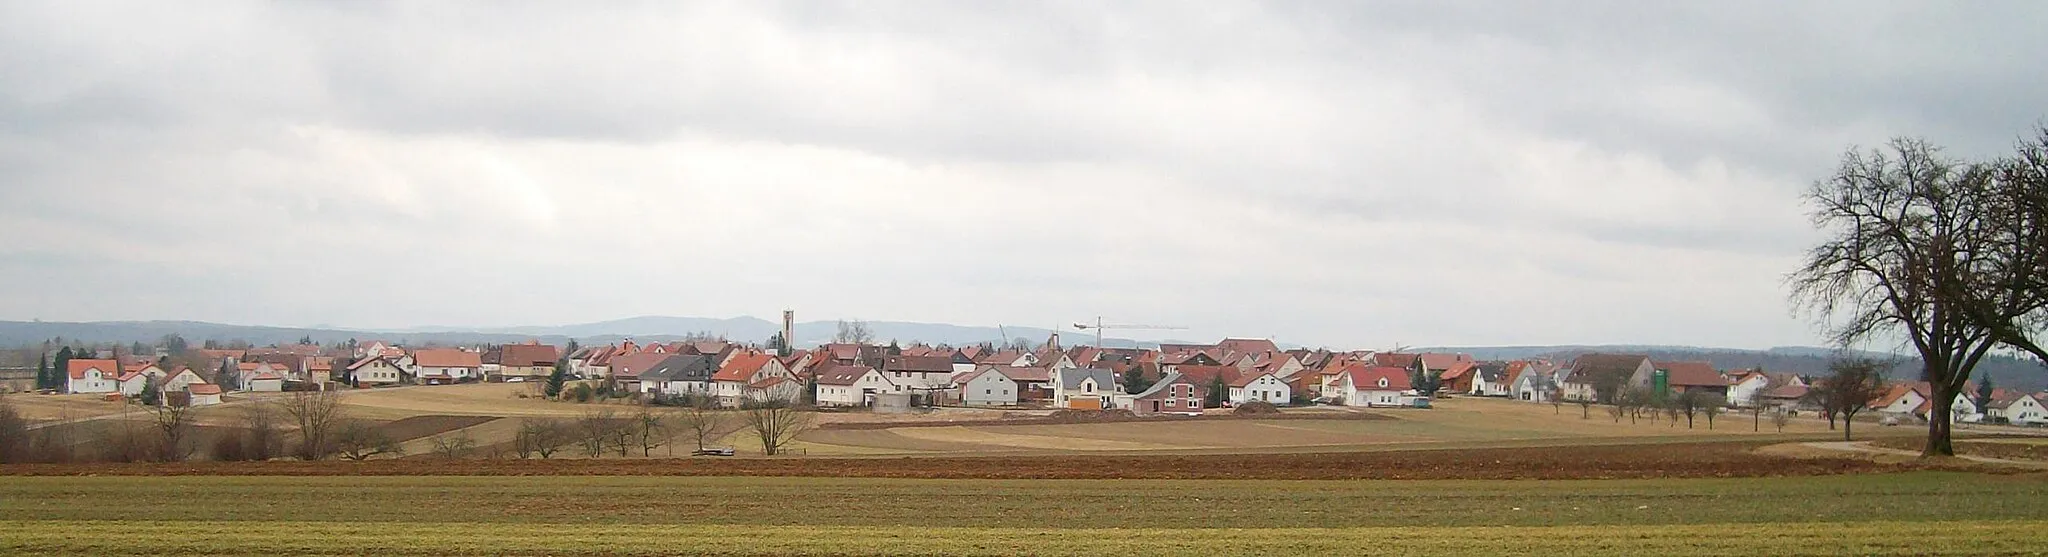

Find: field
<box><xmin>2</xmin><ymin>472</ymin><xmax>2043</xmax><ymax>555</ymax></box>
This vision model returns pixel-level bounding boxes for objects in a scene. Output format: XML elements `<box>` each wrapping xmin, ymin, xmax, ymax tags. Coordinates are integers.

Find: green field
<box><xmin>3</xmin><ymin>472</ymin><xmax>2044</xmax><ymax>555</ymax></box>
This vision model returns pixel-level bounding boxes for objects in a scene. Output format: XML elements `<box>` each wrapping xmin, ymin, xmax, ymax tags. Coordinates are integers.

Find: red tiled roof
<box><xmin>413</xmin><ymin>349</ymin><xmax>482</xmax><ymax>368</ymax></box>
<box><xmin>986</xmin><ymin>366</ymin><xmax>1052</xmax><ymax>383</ymax></box>
<box><xmin>1217</xmin><ymin>338</ymin><xmax>1279</xmax><ymax>354</ymax></box>
<box><xmin>748</xmin><ymin>376</ymin><xmax>790</xmax><ymax>390</ymax></box>
<box><xmin>1371</xmin><ymin>353</ymin><xmax>1419</xmax><ymax>368</ymax></box>
<box><xmin>499</xmin><ymin>343</ymin><xmax>560</xmax><ymax>367</ymax></box>
<box><xmin>714</xmin><ymin>351</ymin><xmax>777</xmax><ymax>382</ymax></box>
<box><xmin>1346</xmin><ymin>365</ymin><xmax>1412</xmax><ymax>391</ymax></box>
<box><xmin>1227</xmin><ymin>371</ymin><xmax>1276</xmax><ymax>388</ymax></box>
<box><xmin>67</xmin><ymin>359</ymin><xmax>119</xmax><ymax>380</ymax></box>
<box><xmin>1175</xmin><ymin>365</ymin><xmax>1243</xmax><ymax>388</ymax></box>
<box><xmin>1654</xmin><ymin>361</ymin><xmax>1725</xmax><ymax>387</ymax></box>
<box><xmin>187</xmin><ymin>384</ymin><xmax>222</xmax><ymax>395</ymax></box>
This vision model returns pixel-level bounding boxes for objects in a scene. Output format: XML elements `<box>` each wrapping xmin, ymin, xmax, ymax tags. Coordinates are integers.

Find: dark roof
<box><xmin>1059</xmin><ymin>368</ymin><xmax>1116</xmax><ymax>390</ymax></box>
<box><xmin>1566</xmin><ymin>353</ymin><xmax>1649</xmax><ymax>384</ymax></box>
<box><xmin>640</xmin><ymin>355</ymin><xmax>717</xmax><ymax>383</ymax></box>
<box><xmin>1654</xmin><ymin>361</ymin><xmax>1725</xmax><ymax>387</ymax></box>
<box><xmin>500</xmin><ymin>343</ymin><xmax>560</xmax><ymax>367</ymax></box>
<box><xmin>1132</xmin><ymin>371</ymin><xmax>1188</xmax><ymax>399</ymax></box>
<box><xmin>883</xmin><ymin>355</ymin><xmax>955</xmax><ymax>373</ymax></box>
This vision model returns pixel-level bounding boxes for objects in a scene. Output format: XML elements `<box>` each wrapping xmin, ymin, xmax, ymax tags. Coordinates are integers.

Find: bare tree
<box><xmin>1790</xmin><ymin>133</ymin><xmax>2048</xmax><ymax>456</ymax></box>
<box><xmin>576</xmin><ymin>409</ymin><xmax>618</xmax><ymax>458</ymax></box>
<box><xmin>1572</xmin><ymin>394</ymin><xmax>1592</xmax><ymax>420</ymax></box>
<box><xmin>675</xmin><ymin>395</ymin><xmax>729</xmax><ymax>453</ymax></box>
<box><xmin>834</xmin><ymin>320</ymin><xmax>874</xmax><ymax>345</ymax></box>
<box><xmin>630</xmin><ymin>405</ymin><xmax>672</xmax><ymax>457</ymax></box>
<box><xmin>514</xmin><ymin>418</ymin><xmax>569</xmax><ymax>459</ymax></box>
<box><xmin>741</xmin><ymin>398</ymin><xmax>813</xmax><ymax>456</ymax></box>
<box><xmin>430</xmin><ymin>429</ymin><xmax>478</xmax><ymax>459</ymax></box>
<box><xmin>279</xmin><ymin>390</ymin><xmax>346</xmax><ymax>460</ymax></box>
<box><xmin>1546</xmin><ymin>385</ymin><xmax>1563</xmax><ymax>415</ymax></box>
<box><xmin>147</xmin><ymin>403</ymin><xmax>197</xmax><ymax>462</ymax></box>
<box><xmin>243</xmin><ymin>403</ymin><xmax>286</xmax><ymax>461</ymax></box>
<box><xmin>1748</xmin><ymin>390</ymin><xmax>1771</xmax><ymax>432</ymax></box>
<box><xmin>333</xmin><ymin>419</ymin><xmax>403</xmax><ymax>460</ymax></box>
<box><xmin>1820</xmin><ymin>358</ymin><xmax>1890</xmax><ymax>442</ymax></box>
<box><xmin>1771</xmin><ymin>408</ymin><xmax>1794</xmax><ymax>433</ymax></box>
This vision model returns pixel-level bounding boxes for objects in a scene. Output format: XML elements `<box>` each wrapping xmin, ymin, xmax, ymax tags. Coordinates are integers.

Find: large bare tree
<box><xmin>741</xmin><ymin>398</ymin><xmax>813</xmax><ymax>456</ymax></box>
<box><xmin>675</xmin><ymin>395</ymin><xmax>729</xmax><ymax>453</ymax></box>
<box><xmin>1790</xmin><ymin>133</ymin><xmax>2048</xmax><ymax>456</ymax></box>
<box><xmin>279</xmin><ymin>390</ymin><xmax>347</xmax><ymax>460</ymax></box>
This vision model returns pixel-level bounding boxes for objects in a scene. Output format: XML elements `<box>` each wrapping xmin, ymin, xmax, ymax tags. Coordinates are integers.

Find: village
<box><xmin>33</xmin><ymin>332</ymin><xmax>2048</xmax><ymax>428</ymax></box>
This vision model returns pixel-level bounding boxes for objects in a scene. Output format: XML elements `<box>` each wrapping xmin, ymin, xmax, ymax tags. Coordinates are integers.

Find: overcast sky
<box><xmin>3</xmin><ymin>1</ymin><xmax>2045</xmax><ymax>349</ymax></box>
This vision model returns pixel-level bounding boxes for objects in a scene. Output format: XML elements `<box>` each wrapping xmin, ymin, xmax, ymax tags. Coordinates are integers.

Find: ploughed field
<box><xmin>3</xmin><ymin>471</ymin><xmax>2042</xmax><ymax>556</ymax></box>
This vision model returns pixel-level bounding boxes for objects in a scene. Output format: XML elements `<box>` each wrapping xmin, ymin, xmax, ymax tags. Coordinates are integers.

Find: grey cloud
<box><xmin>1</xmin><ymin>1</ymin><xmax>2045</xmax><ymax>348</ymax></box>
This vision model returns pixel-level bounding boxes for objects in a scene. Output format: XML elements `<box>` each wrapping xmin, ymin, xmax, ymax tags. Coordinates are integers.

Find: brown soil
<box><xmin>0</xmin><ymin>440</ymin><xmax>1921</xmax><ymax>480</ymax></box>
<box><xmin>819</xmin><ymin>409</ymin><xmax>1393</xmax><ymax>430</ymax></box>
<box><xmin>377</xmin><ymin>415</ymin><xmax>497</xmax><ymax>443</ymax></box>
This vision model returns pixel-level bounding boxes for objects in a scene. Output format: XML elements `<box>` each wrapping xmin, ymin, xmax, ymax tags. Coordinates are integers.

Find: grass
<box><xmin>2</xmin><ymin>472</ymin><xmax>2041</xmax><ymax>555</ymax></box>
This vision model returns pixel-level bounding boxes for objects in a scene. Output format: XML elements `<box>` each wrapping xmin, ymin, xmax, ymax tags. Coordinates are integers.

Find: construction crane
<box><xmin>1072</xmin><ymin>317</ymin><xmax>1188</xmax><ymax>348</ymax></box>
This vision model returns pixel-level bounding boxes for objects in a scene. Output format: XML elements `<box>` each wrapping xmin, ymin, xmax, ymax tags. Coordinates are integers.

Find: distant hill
<box><xmin>1422</xmin><ymin>344</ymin><xmax>2047</xmax><ymax>392</ymax></box>
<box><xmin>0</xmin><ymin>317</ymin><xmax>1152</xmax><ymax>351</ymax></box>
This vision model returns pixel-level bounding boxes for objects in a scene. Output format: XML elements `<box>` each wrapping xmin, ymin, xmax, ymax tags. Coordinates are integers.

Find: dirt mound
<box><xmin>0</xmin><ymin>441</ymin><xmax>1919</xmax><ymax>480</ymax></box>
<box><xmin>1233</xmin><ymin>402</ymin><xmax>1281</xmax><ymax>415</ymax></box>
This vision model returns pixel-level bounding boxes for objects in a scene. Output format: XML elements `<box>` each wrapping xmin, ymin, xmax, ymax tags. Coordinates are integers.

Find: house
<box><xmin>1159</xmin><ymin>351</ymin><xmax>1221</xmax><ymax>375</ymax></box>
<box><xmin>974</xmin><ymin>349</ymin><xmax>1035</xmax><ymax>368</ymax></box>
<box><xmin>1726</xmin><ymin>369</ymin><xmax>1805</xmax><ymax>407</ymax></box>
<box><xmin>954</xmin><ymin>366</ymin><xmax>1021</xmax><ymax>407</ymax></box>
<box><xmin>637</xmin><ymin>355</ymin><xmax>719</xmax><ymax>397</ymax></box>
<box><xmin>982</xmin><ymin>365</ymin><xmax>1054</xmax><ymax>402</ymax></box>
<box><xmin>1562</xmin><ymin>354</ymin><xmax>1653</xmax><ymax>403</ymax></box>
<box><xmin>1227</xmin><ymin>371</ymin><xmax>1291</xmax><ymax>405</ymax></box>
<box><xmin>163</xmin><ymin>366</ymin><xmax>206</xmax><ymax>393</ymax></box>
<box><xmin>1054</xmin><ymin>368</ymin><xmax>1116</xmax><ymax>409</ymax></box>
<box><xmin>357</xmin><ymin>341</ymin><xmax>404</xmax><ymax>359</ymax></box>
<box><xmin>65</xmin><ymin>359</ymin><xmax>121</xmax><ymax>394</ymax></box>
<box><xmin>881</xmin><ymin>355</ymin><xmax>958</xmax><ymax>395</ymax></box>
<box><xmin>1129</xmin><ymin>371</ymin><xmax>1203</xmax><ymax>416</ymax></box>
<box><xmin>1469</xmin><ymin>362</ymin><xmax>1511</xmax><ymax>397</ymax></box>
<box><xmin>1759</xmin><ymin>384</ymin><xmax>1811</xmax><ymax>410</ymax></box>
<box><xmin>608</xmin><ymin>352</ymin><xmax>674</xmax><ymax>391</ymax></box>
<box><xmin>1420</xmin><ymin>354</ymin><xmax>1476</xmax><ymax>393</ymax></box>
<box><xmin>412</xmin><ymin>349</ymin><xmax>483</xmax><ymax>384</ymax></box>
<box><xmin>185</xmin><ymin>383</ymin><xmax>223</xmax><ymax>406</ymax></box>
<box><xmin>1645</xmin><ymin>361</ymin><xmax>1729</xmax><ymax>399</ymax></box>
<box><xmin>745</xmin><ymin>376</ymin><xmax>801</xmax><ymax>403</ymax></box>
<box><xmin>347</xmin><ymin>356</ymin><xmax>410</xmax><ymax>386</ymax></box>
<box><xmin>1507</xmin><ymin>361</ymin><xmax>1558</xmax><ymax>402</ymax></box>
<box><xmin>1334</xmin><ymin>365</ymin><xmax>1413</xmax><ymax>407</ymax></box>
<box><xmin>1872</xmin><ymin>384</ymin><xmax>1930</xmax><ymax>418</ymax></box>
<box><xmin>1873</xmin><ymin>382</ymin><xmax>1983</xmax><ymax>423</ymax></box>
<box><xmin>779</xmin><ymin>350</ymin><xmax>815</xmax><ymax>378</ymax></box>
<box><xmin>814</xmin><ymin>364</ymin><xmax>894</xmax><ymax>407</ymax></box>
<box><xmin>1987</xmin><ymin>391</ymin><xmax>2048</xmax><ymax>425</ymax></box>
<box><xmin>245</xmin><ymin>371</ymin><xmax>284</xmax><ymax>392</ymax></box>
<box><xmin>712</xmin><ymin>351</ymin><xmax>792</xmax><ymax>404</ymax></box>
<box><xmin>1256</xmin><ymin>352</ymin><xmax>1307</xmax><ymax>380</ymax></box>
<box><xmin>496</xmin><ymin>342</ymin><xmax>560</xmax><ymax>381</ymax></box>
<box><xmin>117</xmin><ymin>363</ymin><xmax>168</xmax><ymax>397</ymax></box>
